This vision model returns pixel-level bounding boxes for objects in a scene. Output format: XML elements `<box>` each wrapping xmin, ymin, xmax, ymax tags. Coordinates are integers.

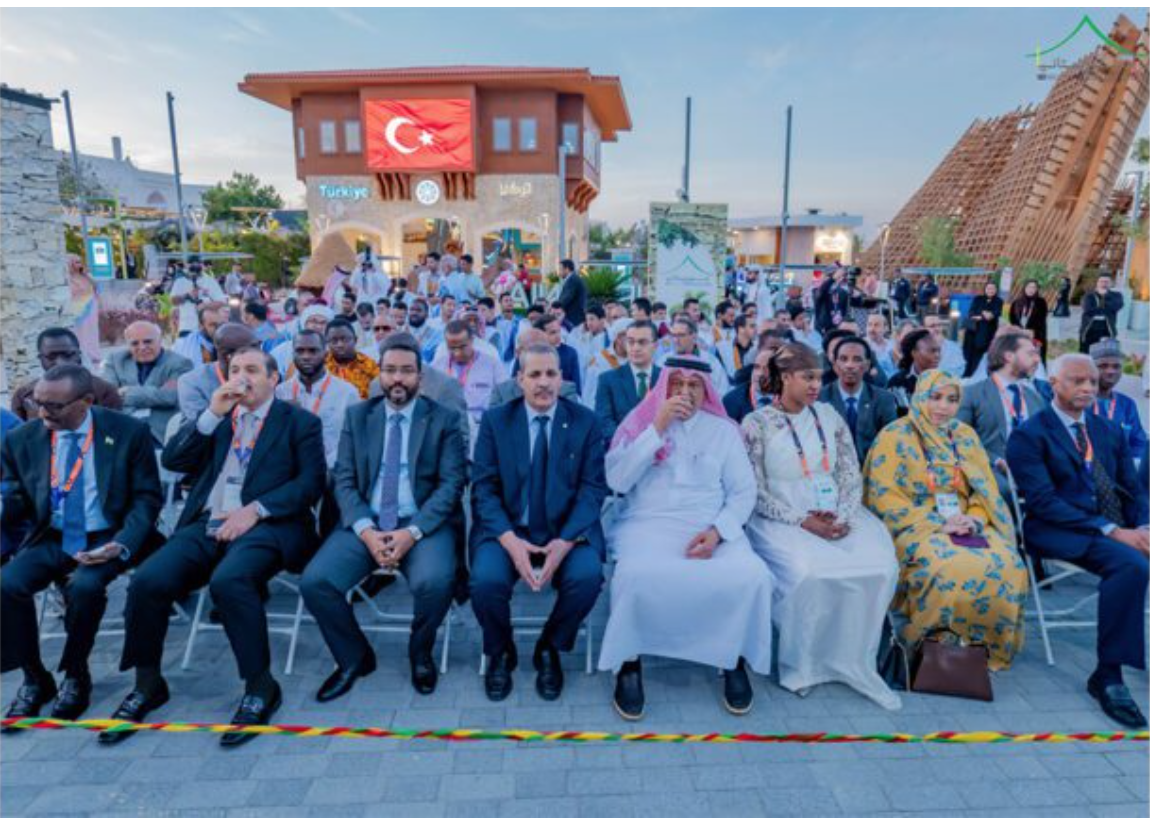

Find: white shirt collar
<box><xmin>239</xmin><ymin>394</ymin><xmax>275</xmax><ymax>422</ymax></box>
<box><xmin>1052</xmin><ymin>402</ymin><xmax>1085</xmax><ymax>429</ymax></box>
<box><xmin>385</xmin><ymin>399</ymin><xmax>417</xmax><ymax>424</ymax></box>
<box><xmin>837</xmin><ymin>381</ymin><xmax>864</xmax><ymax>401</ymax></box>
<box><xmin>525</xmin><ymin>401</ymin><xmax>557</xmax><ymax>427</ymax></box>
<box><xmin>65</xmin><ymin>410</ymin><xmax>93</xmax><ymax>437</ymax></box>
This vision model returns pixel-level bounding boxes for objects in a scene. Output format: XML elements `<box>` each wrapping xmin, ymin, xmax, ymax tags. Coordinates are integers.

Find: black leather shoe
<box><xmin>97</xmin><ymin>680</ymin><xmax>170</xmax><ymax>745</ymax></box>
<box><xmin>220</xmin><ymin>683</ymin><xmax>283</xmax><ymax>749</ymax></box>
<box><xmin>2</xmin><ymin>675</ymin><xmax>58</xmax><ymax>732</ymax></box>
<box><xmin>533</xmin><ymin>640</ymin><xmax>564</xmax><ymax>702</ymax></box>
<box><xmin>722</xmin><ymin>658</ymin><xmax>754</xmax><ymax>716</ymax></box>
<box><xmin>315</xmin><ymin>653</ymin><xmax>377</xmax><ymax>703</ymax></box>
<box><xmin>50</xmin><ymin>676</ymin><xmax>91</xmax><ymax>721</ymax></box>
<box><xmin>1088</xmin><ymin>676</ymin><xmax>1148</xmax><ymax>729</ymax></box>
<box><xmin>484</xmin><ymin>645</ymin><xmax>518</xmax><ymax>702</ymax></box>
<box><xmin>411</xmin><ymin>653</ymin><xmax>438</xmax><ymax>696</ymax></box>
<box><xmin>613</xmin><ymin>660</ymin><xmax>645</xmax><ymax>721</ymax></box>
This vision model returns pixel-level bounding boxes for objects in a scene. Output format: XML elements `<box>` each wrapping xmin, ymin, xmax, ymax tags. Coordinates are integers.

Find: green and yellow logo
<box><xmin>1029</xmin><ymin>14</ymin><xmax>1148</xmax><ymax>66</ymax></box>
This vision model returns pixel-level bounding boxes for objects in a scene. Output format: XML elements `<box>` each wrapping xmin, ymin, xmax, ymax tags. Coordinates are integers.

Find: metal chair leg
<box><xmin>285</xmin><ymin>591</ymin><xmax>305</xmax><ymax>676</ymax></box>
<box><xmin>180</xmin><ymin>588</ymin><xmax>208</xmax><ymax>671</ymax></box>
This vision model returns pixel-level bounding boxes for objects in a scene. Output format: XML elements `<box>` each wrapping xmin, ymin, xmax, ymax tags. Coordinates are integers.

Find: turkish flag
<box><xmin>364</xmin><ymin>98</ymin><xmax>474</xmax><ymax>172</ymax></box>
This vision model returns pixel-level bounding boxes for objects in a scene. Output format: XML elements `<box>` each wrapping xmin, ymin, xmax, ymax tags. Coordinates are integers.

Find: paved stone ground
<box><xmin>1</xmin><ymin>570</ymin><xmax>1147</xmax><ymax>818</ymax></box>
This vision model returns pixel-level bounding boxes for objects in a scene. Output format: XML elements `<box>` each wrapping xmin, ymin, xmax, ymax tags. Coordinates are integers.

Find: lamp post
<box><xmin>61</xmin><ymin>90</ymin><xmax>90</xmax><ymax>261</ymax></box>
<box><xmin>778</xmin><ymin>105</ymin><xmax>793</xmax><ymax>285</ymax></box>
<box><xmin>166</xmin><ymin>91</ymin><xmax>189</xmax><ymax>264</ymax></box>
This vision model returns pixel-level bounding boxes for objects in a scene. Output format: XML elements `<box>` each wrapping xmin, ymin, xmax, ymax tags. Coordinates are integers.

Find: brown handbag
<box><xmin>909</xmin><ymin>628</ymin><xmax>993</xmax><ymax>701</ymax></box>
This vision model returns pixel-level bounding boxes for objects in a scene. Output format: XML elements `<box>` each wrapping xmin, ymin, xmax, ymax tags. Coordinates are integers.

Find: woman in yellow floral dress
<box><xmin>863</xmin><ymin>369</ymin><xmax>1028</xmax><ymax>670</ymax></box>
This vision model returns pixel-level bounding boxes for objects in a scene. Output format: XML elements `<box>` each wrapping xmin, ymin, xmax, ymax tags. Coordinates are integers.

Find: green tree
<box><xmin>918</xmin><ymin>216</ymin><xmax>974</xmax><ymax>267</ymax></box>
<box><xmin>201</xmin><ymin>172</ymin><xmax>284</xmax><ymax>223</ymax></box>
<box><xmin>57</xmin><ymin>155</ymin><xmax>107</xmax><ymax>206</ymax></box>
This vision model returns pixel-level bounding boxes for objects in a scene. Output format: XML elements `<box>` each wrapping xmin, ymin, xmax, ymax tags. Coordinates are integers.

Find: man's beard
<box><xmin>386</xmin><ymin>383</ymin><xmax>415</xmax><ymax>405</ymax></box>
<box><xmin>409</xmin><ymin>316</ymin><xmax>426</xmax><ymax>328</ymax></box>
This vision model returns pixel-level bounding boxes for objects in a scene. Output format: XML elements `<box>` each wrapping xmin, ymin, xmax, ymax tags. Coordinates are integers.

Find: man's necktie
<box><xmin>845</xmin><ymin>396</ymin><xmax>859</xmax><ymax>435</ymax></box>
<box><xmin>1073</xmin><ymin>421</ymin><xmax>1124</xmax><ymax>525</ymax></box>
<box><xmin>528</xmin><ymin>416</ymin><xmax>550</xmax><ymax>544</ymax></box>
<box><xmin>636</xmin><ymin>372</ymin><xmax>648</xmax><ymax>400</ymax></box>
<box><xmin>377</xmin><ymin>414</ymin><xmax>404</xmax><ymax>531</ymax></box>
<box><xmin>61</xmin><ymin>433</ymin><xmax>87</xmax><ymax>557</ymax></box>
<box><xmin>1007</xmin><ymin>384</ymin><xmax>1023</xmax><ymax>429</ymax></box>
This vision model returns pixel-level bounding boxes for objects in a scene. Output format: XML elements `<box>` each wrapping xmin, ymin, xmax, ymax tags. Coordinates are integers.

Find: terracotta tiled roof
<box><xmin>239</xmin><ymin>65</ymin><xmax>631</xmax><ymax>140</ymax></box>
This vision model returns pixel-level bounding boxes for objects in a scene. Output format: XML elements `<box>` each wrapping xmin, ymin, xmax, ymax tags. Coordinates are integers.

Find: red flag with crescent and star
<box><xmin>363</xmin><ymin>98</ymin><xmax>474</xmax><ymax>172</ymax></box>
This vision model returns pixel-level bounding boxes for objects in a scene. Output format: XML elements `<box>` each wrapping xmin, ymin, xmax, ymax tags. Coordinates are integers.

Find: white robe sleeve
<box><xmin>605</xmin><ymin>425</ymin><xmax>664</xmax><ymax>495</ymax></box>
<box><xmin>712</xmin><ymin>428</ymin><xmax>757</xmax><ymax>541</ymax></box>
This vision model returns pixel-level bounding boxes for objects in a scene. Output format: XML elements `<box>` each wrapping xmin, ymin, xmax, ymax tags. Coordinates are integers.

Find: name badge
<box><xmin>935</xmin><ymin>493</ymin><xmax>962</xmax><ymax>520</ymax></box>
<box><xmin>222</xmin><ymin>476</ymin><xmax>244</xmax><ymax>513</ymax></box>
<box><xmin>812</xmin><ymin>475</ymin><xmax>838</xmax><ymax>512</ymax></box>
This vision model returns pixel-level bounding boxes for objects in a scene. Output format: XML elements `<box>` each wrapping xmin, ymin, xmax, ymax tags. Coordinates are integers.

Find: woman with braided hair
<box><xmin>743</xmin><ymin>342</ymin><xmax>901</xmax><ymax>709</ymax></box>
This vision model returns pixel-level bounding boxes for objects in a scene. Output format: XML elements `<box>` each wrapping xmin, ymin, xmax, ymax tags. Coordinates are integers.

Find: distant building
<box><xmin>60</xmin><ymin>136</ymin><xmax>211</xmax><ymax>217</ymax></box>
<box><xmin>728</xmin><ymin>210</ymin><xmax>862</xmax><ymax>267</ymax></box>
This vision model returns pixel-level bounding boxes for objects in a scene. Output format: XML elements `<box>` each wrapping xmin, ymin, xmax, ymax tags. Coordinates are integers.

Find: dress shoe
<box><xmin>97</xmin><ymin>680</ymin><xmax>170</xmax><ymax>745</ymax></box>
<box><xmin>484</xmin><ymin>645</ymin><xmax>518</xmax><ymax>702</ymax></box>
<box><xmin>1088</xmin><ymin>676</ymin><xmax>1148</xmax><ymax>729</ymax></box>
<box><xmin>722</xmin><ymin>658</ymin><xmax>754</xmax><ymax>715</ymax></box>
<box><xmin>533</xmin><ymin>640</ymin><xmax>564</xmax><ymax>701</ymax></box>
<box><xmin>50</xmin><ymin>676</ymin><xmax>92</xmax><ymax>721</ymax></box>
<box><xmin>2</xmin><ymin>674</ymin><xmax>58</xmax><ymax>732</ymax></box>
<box><xmin>613</xmin><ymin>660</ymin><xmax>645</xmax><ymax>721</ymax></box>
<box><xmin>315</xmin><ymin>653</ymin><xmax>377</xmax><ymax>703</ymax></box>
<box><xmin>220</xmin><ymin>683</ymin><xmax>283</xmax><ymax>749</ymax></box>
<box><xmin>411</xmin><ymin>653</ymin><xmax>438</xmax><ymax>696</ymax></box>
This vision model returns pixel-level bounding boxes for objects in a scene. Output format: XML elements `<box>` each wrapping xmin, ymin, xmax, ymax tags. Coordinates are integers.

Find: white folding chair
<box><xmin>180</xmin><ymin>574</ymin><xmax>310</xmax><ymax>675</ymax></box>
<box><xmin>346</xmin><ymin>567</ymin><xmax>454</xmax><ymax>675</ymax></box>
<box><xmin>1002</xmin><ymin>463</ymin><xmax>1097</xmax><ymax>666</ymax></box>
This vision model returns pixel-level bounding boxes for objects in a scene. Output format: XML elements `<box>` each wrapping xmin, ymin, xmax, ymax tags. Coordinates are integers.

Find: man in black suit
<box><xmin>533</xmin><ymin>314</ymin><xmax>583</xmax><ymax>394</ymax></box>
<box><xmin>1</xmin><ymin>366</ymin><xmax>161</xmax><ymax>723</ymax></box>
<box><xmin>1007</xmin><ymin>354</ymin><xmax>1149</xmax><ymax>728</ymax></box>
<box><xmin>470</xmin><ymin>343</ymin><xmax>608</xmax><ymax>702</ymax></box>
<box><xmin>722</xmin><ymin>344</ymin><xmax>775</xmax><ymax>423</ymax></box>
<box><xmin>819</xmin><ymin>335</ymin><xmax>899</xmax><ymax>464</ymax></box>
<box><xmin>301</xmin><ymin>336</ymin><xmax>467</xmax><ymax>701</ymax></box>
<box><xmin>595</xmin><ymin>320</ymin><xmax>660</xmax><ymax>440</ymax></box>
<box><xmin>552</xmin><ymin>258</ymin><xmax>587</xmax><ymax>329</ymax></box>
<box><xmin>102</xmin><ymin>349</ymin><xmax>326</xmax><ymax>747</ymax></box>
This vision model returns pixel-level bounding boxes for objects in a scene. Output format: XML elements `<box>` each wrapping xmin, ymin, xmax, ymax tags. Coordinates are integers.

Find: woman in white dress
<box><xmin>599</xmin><ymin>357</ymin><xmax>774</xmax><ymax>720</ymax></box>
<box><xmin>742</xmin><ymin>342</ymin><xmax>901</xmax><ymax>710</ymax></box>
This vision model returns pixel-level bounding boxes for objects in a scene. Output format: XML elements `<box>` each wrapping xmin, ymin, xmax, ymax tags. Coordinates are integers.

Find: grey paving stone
<box><xmin>705</xmin><ymin>789</ymin><xmax>768</xmax><ymax>817</ymax></box>
<box><xmin>1005</xmin><ymin>778</ymin><xmax>1087</xmax><ymax>808</ymax></box>
<box><xmin>513</xmin><ymin>770</ymin><xmax>567</xmax><ymax>799</ymax></box>
<box><xmin>831</xmin><ymin>785</ymin><xmax>891</xmax><ymax>813</ymax></box>
<box><xmin>883</xmin><ymin>782</ymin><xmax>967</xmax><ymax>811</ymax></box>
<box><xmin>245</xmin><ymin>778</ymin><xmax>313</xmax><ymax>808</ymax></box>
<box><xmin>498</xmin><ymin>796</ymin><xmax>580</xmax><ymax>817</ymax></box>
<box><xmin>195</xmin><ymin>753</ymin><xmax>259</xmax><ymax>781</ymax></box>
<box><xmin>758</xmin><ymin>786</ymin><xmax>842</xmax><ymax>816</ymax></box>
<box><xmin>566</xmin><ymin>767</ymin><xmax>642</xmax><ymax>796</ymax></box>
<box><xmin>23</xmin><ymin>784</ymin><xmax>118</xmax><ymax>815</ymax></box>
<box><xmin>1071</xmin><ymin>776</ymin><xmax>1139</xmax><ymax>804</ymax></box>
<box><xmin>1090</xmin><ymin>803</ymin><xmax>1150</xmax><ymax>818</ymax></box>
<box><xmin>303</xmin><ymin>776</ymin><xmax>387</xmax><ymax>806</ymax></box>
<box><xmin>167</xmin><ymin>780</ymin><xmax>258</xmax><ymax>810</ymax></box>
<box><xmin>442</xmin><ymin>798</ymin><xmax>503</xmax><ymax>816</ymax></box>
<box><xmin>450</xmin><ymin>748</ymin><xmax>505</xmax><ymax>774</ymax></box>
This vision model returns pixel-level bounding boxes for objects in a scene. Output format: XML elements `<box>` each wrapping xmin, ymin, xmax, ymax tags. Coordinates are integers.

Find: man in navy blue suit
<box><xmin>595</xmin><ymin>320</ymin><xmax>660</xmax><ymax>441</ymax></box>
<box><xmin>1007</xmin><ymin>353</ymin><xmax>1149</xmax><ymax>729</ymax></box>
<box><xmin>470</xmin><ymin>342</ymin><xmax>607</xmax><ymax>703</ymax></box>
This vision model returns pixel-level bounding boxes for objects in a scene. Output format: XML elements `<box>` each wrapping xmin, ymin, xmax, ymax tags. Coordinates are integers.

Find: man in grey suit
<box><xmin>101</xmin><ymin>321</ymin><xmax>193</xmax><ymax>445</ymax></box>
<box><xmin>175</xmin><ymin>324</ymin><xmax>259</xmax><ymax>422</ymax></box>
<box><xmin>488</xmin><ymin>328</ymin><xmax>579</xmax><ymax>408</ymax></box>
<box><xmin>300</xmin><ymin>335</ymin><xmax>468</xmax><ymax>701</ymax></box>
<box><xmin>958</xmin><ymin>332</ymin><xmax>1047</xmax><ymax>488</ymax></box>
<box><xmin>819</xmin><ymin>335</ymin><xmax>899</xmax><ymax>464</ymax></box>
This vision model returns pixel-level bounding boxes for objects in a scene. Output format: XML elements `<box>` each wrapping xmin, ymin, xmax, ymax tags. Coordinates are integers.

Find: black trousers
<box><xmin>1</xmin><ymin>533</ymin><xmax>123</xmax><ymax>676</ymax></box>
<box><xmin>120</xmin><ymin>518</ymin><xmax>295</xmax><ymax>682</ymax></box>
<box><xmin>300</xmin><ymin>523</ymin><xmax>456</xmax><ymax>669</ymax></box>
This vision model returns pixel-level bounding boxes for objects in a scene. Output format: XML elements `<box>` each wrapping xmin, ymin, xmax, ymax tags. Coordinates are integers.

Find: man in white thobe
<box><xmin>599</xmin><ymin>357</ymin><xmax>773</xmax><ymax>721</ymax></box>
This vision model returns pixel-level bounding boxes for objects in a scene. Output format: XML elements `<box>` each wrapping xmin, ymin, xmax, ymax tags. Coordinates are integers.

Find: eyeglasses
<box><xmin>31</xmin><ymin>395</ymin><xmax>85</xmax><ymax>414</ymax></box>
<box><xmin>373</xmin><ymin>325</ymin><xmax>394</xmax><ymax>333</ymax></box>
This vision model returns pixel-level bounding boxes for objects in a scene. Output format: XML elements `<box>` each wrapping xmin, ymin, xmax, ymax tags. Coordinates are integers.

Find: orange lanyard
<box><xmin>1092</xmin><ymin>396</ymin><xmax>1117</xmax><ymax>421</ymax></box>
<box><xmin>230</xmin><ymin>409</ymin><xmax>266</xmax><ymax>469</ymax></box>
<box><xmin>292</xmin><ymin>374</ymin><xmax>332</xmax><ymax>415</ymax></box>
<box><xmin>50</xmin><ymin>425</ymin><xmax>95</xmax><ymax>501</ymax></box>
<box><xmin>782</xmin><ymin>408</ymin><xmax>831</xmax><ymax>478</ymax></box>
<box><xmin>914</xmin><ymin>427</ymin><xmax>964</xmax><ymax>495</ymax></box>
<box><xmin>991</xmin><ymin>375</ymin><xmax>1027</xmax><ymax>423</ymax></box>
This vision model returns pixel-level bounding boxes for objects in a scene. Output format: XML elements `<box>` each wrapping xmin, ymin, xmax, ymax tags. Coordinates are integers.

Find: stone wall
<box><xmin>1</xmin><ymin>87</ymin><xmax>72</xmax><ymax>392</ymax></box>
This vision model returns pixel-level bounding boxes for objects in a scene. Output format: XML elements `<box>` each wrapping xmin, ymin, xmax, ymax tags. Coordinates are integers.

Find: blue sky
<box><xmin>3</xmin><ymin>7</ymin><xmax>1145</xmax><ymax>239</ymax></box>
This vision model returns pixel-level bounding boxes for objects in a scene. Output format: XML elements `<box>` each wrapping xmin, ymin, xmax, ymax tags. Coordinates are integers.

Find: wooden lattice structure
<box><xmin>860</xmin><ymin>14</ymin><xmax>1149</xmax><ymax>297</ymax></box>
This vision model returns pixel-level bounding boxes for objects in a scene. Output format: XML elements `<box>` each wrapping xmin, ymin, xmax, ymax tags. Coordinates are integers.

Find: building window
<box><xmin>518</xmin><ymin>117</ymin><xmax>538</xmax><ymax>152</ymax></box>
<box><xmin>561</xmin><ymin>122</ymin><xmax>580</xmax><ymax>155</ymax></box>
<box><xmin>493</xmin><ymin>117</ymin><xmax>512</xmax><ymax>152</ymax></box>
<box><xmin>584</xmin><ymin>127</ymin><xmax>600</xmax><ymax>168</ymax></box>
<box><xmin>296</xmin><ymin>126</ymin><xmax>305</xmax><ymax>159</ymax></box>
<box><xmin>344</xmin><ymin>119</ymin><xmax>361</xmax><ymax>153</ymax></box>
<box><xmin>319</xmin><ymin>120</ymin><xmax>337</xmax><ymax>154</ymax></box>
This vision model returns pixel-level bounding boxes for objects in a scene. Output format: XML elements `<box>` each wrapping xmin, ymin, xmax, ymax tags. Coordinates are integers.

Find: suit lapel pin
<box><xmin>104</xmin><ymin>436</ymin><xmax>115</xmax><ymax>446</ymax></box>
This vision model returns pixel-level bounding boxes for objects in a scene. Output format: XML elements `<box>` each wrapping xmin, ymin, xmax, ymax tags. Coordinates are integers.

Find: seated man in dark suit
<box><xmin>1</xmin><ymin>366</ymin><xmax>161</xmax><ymax>723</ymax></box>
<box><xmin>103</xmin><ymin>349</ymin><xmax>326</xmax><ymax>747</ymax></box>
<box><xmin>470</xmin><ymin>343</ymin><xmax>607</xmax><ymax>702</ymax></box>
<box><xmin>489</xmin><ymin>329</ymin><xmax>579</xmax><ymax>408</ymax></box>
<box><xmin>533</xmin><ymin>314</ymin><xmax>583</xmax><ymax>395</ymax></box>
<box><xmin>10</xmin><ymin>328</ymin><xmax>123</xmax><ymax>421</ymax></box>
<box><xmin>722</xmin><ymin>345</ymin><xmax>775</xmax><ymax>423</ymax></box>
<box><xmin>1007</xmin><ymin>353</ymin><xmax>1149</xmax><ymax>729</ymax></box>
<box><xmin>595</xmin><ymin>320</ymin><xmax>660</xmax><ymax>440</ymax></box>
<box><xmin>818</xmin><ymin>335</ymin><xmax>898</xmax><ymax>464</ymax></box>
<box><xmin>301</xmin><ymin>336</ymin><xmax>467</xmax><ymax>701</ymax></box>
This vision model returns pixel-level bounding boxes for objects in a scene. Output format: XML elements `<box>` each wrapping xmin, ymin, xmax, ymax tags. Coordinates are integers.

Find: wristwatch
<box><xmin>406</xmin><ymin>525</ymin><xmax>424</xmax><ymax>542</ymax></box>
